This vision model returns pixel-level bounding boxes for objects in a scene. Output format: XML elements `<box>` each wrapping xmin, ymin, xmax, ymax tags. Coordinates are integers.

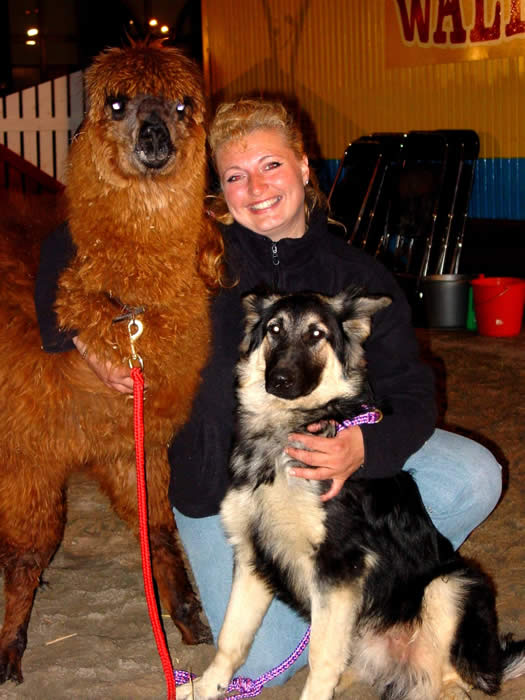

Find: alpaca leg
<box><xmin>90</xmin><ymin>451</ymin><xmax>211</xmax><ymax>644</ymax></box>
<box><xmin>148</xmin><ymin>523</ymin><xmax>211</xmax><ymax>644</ymax></box>
<box><xmin>0</xmin><ymin>561</ymin><xmax>42</xmax><ymax>683</ymax></box>
<box><xmin>0</xmin><ymin>490</ymin><xmax>66</xmax><ymax>684</ymax></box>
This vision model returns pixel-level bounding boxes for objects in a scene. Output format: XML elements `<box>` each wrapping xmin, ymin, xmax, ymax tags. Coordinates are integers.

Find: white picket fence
<box><xmin>0</xmin><ymin>71</ymin><xmax>85</xmax><ymax>184</ymax></box>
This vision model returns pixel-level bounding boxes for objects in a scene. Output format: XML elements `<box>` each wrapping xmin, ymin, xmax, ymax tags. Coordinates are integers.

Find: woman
<box><xmin>36</xmin><ymin>99</ymin><xmax>502</xmax><ymax>686</ymax></box>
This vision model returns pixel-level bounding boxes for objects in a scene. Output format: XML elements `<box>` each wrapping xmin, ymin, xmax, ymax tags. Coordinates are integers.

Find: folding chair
<box><xmin>445</xmin><ymin>130</ymin><xmax>480</xmax><ymax>274</ymax></box>
<box><xmin>372</xmin><ymin>131</ymin><xmax>449</xmax><ymax>279</ymax></box>
<box><xmin>432</xmin><ymin>130</ymin><xmax>479</xmax><ymax>275</ymax></box>
<box><xmin>329</xmin><ymin>133</ymin><xmax>406</xmax><ymax>246</ymax></box>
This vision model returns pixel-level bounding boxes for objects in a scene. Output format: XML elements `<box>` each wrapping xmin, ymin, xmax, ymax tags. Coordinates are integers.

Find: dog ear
<box><xmin>240</xmin><ymin>291</ymin><xmax>280</xmax><ymax>355</ymax></box>
<box><xmin>334</xmin><ymin>287</ymin><xmax>392</xmax><ymax>344</ymax></box>
<box><xmin>351</xmin><ymin>293</ymin><xmax>392</xmax><ymax>319</ymax></box>
<box><xmin>241</xmin><ymin>290</ymin><xmax>281</xmax><ymax>322</ymax></box>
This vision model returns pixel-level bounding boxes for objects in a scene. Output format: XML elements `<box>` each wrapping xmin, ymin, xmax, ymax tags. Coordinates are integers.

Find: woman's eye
<box><xmin>225</xmin><ymin>174</ymin><xmax>242</xmax><ymax>183</ymax></box>
<box><xmin>265</xmin><ymin>161</ymin><xmax>282</xmax><ymax>171</ymax></box>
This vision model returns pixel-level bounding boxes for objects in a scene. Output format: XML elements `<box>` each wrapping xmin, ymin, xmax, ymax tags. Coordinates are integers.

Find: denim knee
<box><xmin>465</xmin><ymin>443</ymin><xmax>503</xmax><ymax>524</ymax></box>
<box><xmin>448</xmin><ymin>444</ymin><xmax>502</xmax><ymax>549</ymax></box>
<box><xmin>405</xmin><ymin>430</ymin><xmax>503</xmax><ymax>549</ymax></box>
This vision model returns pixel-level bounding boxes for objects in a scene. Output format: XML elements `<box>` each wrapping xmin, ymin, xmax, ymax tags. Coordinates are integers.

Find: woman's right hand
<box><xmin>73</xmin><ymin>337</ymin><xmax>134</xmax><ymax>394</ymax></box>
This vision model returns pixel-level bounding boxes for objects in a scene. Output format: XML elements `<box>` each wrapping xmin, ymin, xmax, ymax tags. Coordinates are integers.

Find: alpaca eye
<box><xmin>106</xmin><ymin>95</ymin><xmax>127</xmax><ymax>120</ymax></box>
<box><xmin>176</xmin><ymin>97</ymin><xmax>193</xmax><ymax>119</ymax></box>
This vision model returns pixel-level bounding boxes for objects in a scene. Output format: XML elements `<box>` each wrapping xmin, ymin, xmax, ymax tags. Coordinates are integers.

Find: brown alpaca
<box><xmin>0</xmin><ymin>43</ymin><xmax>217</xmax><ymax>683</ymax></box>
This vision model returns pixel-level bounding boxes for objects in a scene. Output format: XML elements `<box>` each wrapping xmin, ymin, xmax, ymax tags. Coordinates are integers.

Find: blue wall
<box><xmin>319</xmin><ymin>158</ymin><xmax>525</xmax><ymax>221</ymax></box>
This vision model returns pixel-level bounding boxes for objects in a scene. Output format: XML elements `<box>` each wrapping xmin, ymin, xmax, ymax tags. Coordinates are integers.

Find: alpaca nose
<box><xmin>137</xmin><ymin>112</ymin><xmax>172</xmax><ymax>168</ymax></box>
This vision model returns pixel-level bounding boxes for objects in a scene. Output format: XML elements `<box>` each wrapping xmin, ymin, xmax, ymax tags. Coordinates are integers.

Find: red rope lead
<box><xmin>131</xmin><ymin>367</ymin><xmax>176</xmax><ymax>700</ymax></box>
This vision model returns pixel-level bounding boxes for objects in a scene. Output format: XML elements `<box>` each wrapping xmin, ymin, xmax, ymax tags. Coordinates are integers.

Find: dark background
<box><xmin>0</xmin><ymin>0</ymin><xmax>202</xmax><ymax>96</ymax></box>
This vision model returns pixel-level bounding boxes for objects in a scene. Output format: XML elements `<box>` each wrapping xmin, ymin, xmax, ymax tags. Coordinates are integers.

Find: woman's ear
<box><xmin>301</xmin><ymin>154</ymin><xmax>309</xmax><ymax>185</ymax></box>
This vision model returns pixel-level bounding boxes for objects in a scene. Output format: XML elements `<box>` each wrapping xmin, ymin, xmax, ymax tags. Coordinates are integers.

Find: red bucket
<box><xmin>471</xmin><ymin>276</ymin><xmax>525</xmax><ymax>337</ymax></box>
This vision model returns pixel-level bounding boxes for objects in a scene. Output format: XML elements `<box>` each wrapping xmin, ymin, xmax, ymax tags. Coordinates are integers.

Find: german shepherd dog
<box><xmin>179</xmin><ymin>287</ymin><xmax>525</xmax><ymax>700</ymax></box>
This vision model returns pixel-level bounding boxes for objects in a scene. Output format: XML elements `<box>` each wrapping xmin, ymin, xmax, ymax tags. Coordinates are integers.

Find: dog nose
<box><xmin>137</xmin><ymin>112</ymin><xmax>172</xmax><ymax>168</ymax></box>
<box><xmin>266</xmin><ymin>369</ymin><xmax>296</xmax><ymax>398</ymax></box>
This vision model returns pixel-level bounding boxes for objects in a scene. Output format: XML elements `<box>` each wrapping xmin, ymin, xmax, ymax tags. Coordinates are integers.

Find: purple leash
<box><xmin>336</xmin><ymin>406</ymin><xmax>382</xmax><ymax>432</ymax></box>
<box><xmin>174</xmin><ymin>406</ymin><xmax>381</xmax><ymax>697</ymax></box>
<box><xmin>174</xmin><ymin>626</ymin><xmax>310</xmax><ymax>697</ymax></box>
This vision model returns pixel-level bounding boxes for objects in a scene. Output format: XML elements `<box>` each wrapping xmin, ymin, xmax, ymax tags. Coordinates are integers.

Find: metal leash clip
<box><xmin>128</xmin><ymin>318</ymin><xmax>144</xmax><ymax>370</ymax></box>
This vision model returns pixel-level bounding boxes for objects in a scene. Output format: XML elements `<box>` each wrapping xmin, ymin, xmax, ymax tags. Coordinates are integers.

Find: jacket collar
<box><xmin>223</xmin><ymin>207</ymin><xmax>328</xmax><ymax>272</ymax></box>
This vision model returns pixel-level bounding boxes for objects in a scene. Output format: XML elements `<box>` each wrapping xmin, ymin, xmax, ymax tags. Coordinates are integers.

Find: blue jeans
<box><xmin>173</xmin><ymin>428</ymin><xmax>502</xmax><ymax>685</ymax></box>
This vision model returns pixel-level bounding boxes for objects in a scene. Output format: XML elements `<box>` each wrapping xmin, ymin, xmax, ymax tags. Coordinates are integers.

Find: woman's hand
<box><xmin>285</xmin><ymin>424</ymin><xmax>365</xmax><ymax>501</ymax></box>
<box><xmin>73</xmin><ymin>337</ymin><xmax>134</xmax><ymax>394</ymax></box>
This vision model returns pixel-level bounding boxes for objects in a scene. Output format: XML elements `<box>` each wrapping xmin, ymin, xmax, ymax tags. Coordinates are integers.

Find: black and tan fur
<box><xmin>179</xmin><ymin>287</ymin><xmax>525</xmax><ymax>700</ymax></box>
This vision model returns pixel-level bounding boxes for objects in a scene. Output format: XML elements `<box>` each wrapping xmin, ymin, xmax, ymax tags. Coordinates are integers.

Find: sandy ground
<box><xmin>0</xmin><ymin>329</ymin><xmax>524</xmax><ymax>699</ymax></box>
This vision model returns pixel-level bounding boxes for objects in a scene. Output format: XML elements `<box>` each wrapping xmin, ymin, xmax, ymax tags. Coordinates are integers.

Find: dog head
<box><xmin>77</xmin><ymin>41</ymin><xmax>206</xmax><ymax>179</ymax></box>
<box><xmin>238</xmin><ymin>287</ymin><xmax>391</xmax><ymax>403</ymax></box>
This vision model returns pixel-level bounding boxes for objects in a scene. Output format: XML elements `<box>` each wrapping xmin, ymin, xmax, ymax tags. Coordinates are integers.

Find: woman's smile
<box><xmin>249</xmin><ymin>195</ymin><xmax>282</xmax><ymax>212</ymax></box>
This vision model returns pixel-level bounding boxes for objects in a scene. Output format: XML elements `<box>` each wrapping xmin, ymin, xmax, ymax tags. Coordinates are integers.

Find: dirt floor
<box><xmin>0</xmin><ymin>328</ymin><xmax>523</xmax><ymax>699</ymax></box>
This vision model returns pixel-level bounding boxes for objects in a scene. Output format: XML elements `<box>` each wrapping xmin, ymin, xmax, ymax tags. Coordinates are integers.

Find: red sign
<box><xmin>386</xmin><ymin>0</ymin><xmax>525</xmax><ymax>66</ymax></box>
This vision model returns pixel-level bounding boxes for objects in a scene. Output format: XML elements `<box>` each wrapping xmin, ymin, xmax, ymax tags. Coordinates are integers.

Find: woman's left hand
<box><xmin>285</xmin><ymin>424</ymin><xmax>365</xmax><ymax>501</ymax></box>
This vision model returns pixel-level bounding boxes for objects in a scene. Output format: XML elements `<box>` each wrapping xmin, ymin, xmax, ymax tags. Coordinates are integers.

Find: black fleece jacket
<box><xmin>169</xmin><ymin>210</ymin><xmax>437</xmax><ymax>516</ymax></box>
<box><xmin>35</xmin><ymin>210</ymin><xmax>437</xmax><ymax>518</ymax></box>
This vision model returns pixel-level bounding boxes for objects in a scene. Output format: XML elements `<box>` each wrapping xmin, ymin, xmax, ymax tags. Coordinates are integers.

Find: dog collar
<box><xmin>336</xmin><ymin>407</ymin><xmax>382</xmax><ymax>433</ymax></box>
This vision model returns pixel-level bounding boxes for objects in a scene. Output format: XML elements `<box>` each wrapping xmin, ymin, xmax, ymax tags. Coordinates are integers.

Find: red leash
<box><xmin>131</xmin><ymin>366</ymin><xmax>176</xmax><ymax>700</ymax></box>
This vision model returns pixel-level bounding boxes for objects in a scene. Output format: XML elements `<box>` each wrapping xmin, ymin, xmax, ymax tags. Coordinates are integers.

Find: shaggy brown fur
<box><xmin>0</xmin><ymin>43</ymin><xmax>217</xmax><ymax>683</ymax></box>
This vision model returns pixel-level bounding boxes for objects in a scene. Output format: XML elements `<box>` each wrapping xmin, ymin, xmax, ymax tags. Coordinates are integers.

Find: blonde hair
<box><xmin>207</xmin><ymin>98</ymin><xmax>327</xmax><ymax>224</ymax></box>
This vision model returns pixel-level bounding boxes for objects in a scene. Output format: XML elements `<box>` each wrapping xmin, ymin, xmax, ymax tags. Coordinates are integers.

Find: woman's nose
<box><xmin>248</xmin><ymin>172</ymin><xmax>266</xmax><ymax>195</ymax></box>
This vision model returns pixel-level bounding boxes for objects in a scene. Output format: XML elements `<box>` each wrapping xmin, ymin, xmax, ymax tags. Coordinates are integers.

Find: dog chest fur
<box><xmin>221</xmin><ymin>461</ymin><xmax>326</xmax><ymax>610</ymax></box>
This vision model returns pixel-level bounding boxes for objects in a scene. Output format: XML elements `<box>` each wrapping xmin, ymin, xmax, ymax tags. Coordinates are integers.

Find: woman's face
<box><xmin>215</xmin><ymin>128</ymin><xmax>309</xmax><ymax>241</ymax></box>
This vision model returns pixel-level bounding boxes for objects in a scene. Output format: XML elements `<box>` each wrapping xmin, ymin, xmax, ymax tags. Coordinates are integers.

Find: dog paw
<box><xmin>439</xmin><ymin>682</ymin><xmax>472</xmax><ymax>699</ymax></box>
<box><xmin>177</xmin><ymin>678</ymin><xmax>227</xmax><ymax>700</ymax></box>
<box><xmin>176</xmin><ymin>680</ymin><xmax>199</xmax><ymax>699</ymax></box>
<box><xmin>176</xmin><ymin>681</ymin><xmax>195</xmax><ymax>699</ymax></box>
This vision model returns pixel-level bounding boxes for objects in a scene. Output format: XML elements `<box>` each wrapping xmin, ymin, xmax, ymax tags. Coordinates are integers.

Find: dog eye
<box><xmin>268</xmin><ymin>323</ymin><xmax>281</xmax><ymax>336</ymax></box>
<box><xmin>308</xmin><ymin>328</ymin><xmax>325</xmax><ymax>342</ymax></box>
<box><xmin>106</xmin><ymin>95</ymin><xmax>127</xmax><ymax>120</ymax></box>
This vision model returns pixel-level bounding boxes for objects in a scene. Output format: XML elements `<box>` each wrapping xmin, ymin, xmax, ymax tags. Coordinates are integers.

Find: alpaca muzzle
<box><xmin>136</xmin><ymin>112</ymin><xmax>173</xmax><ymax>169</ymax></box>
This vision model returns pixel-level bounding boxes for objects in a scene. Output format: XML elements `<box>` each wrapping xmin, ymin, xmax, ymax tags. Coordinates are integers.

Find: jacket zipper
<box><xmin>271</xmin><ymin>242</ymin><xmax>280</xmax><ymax>289</ymax></box>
